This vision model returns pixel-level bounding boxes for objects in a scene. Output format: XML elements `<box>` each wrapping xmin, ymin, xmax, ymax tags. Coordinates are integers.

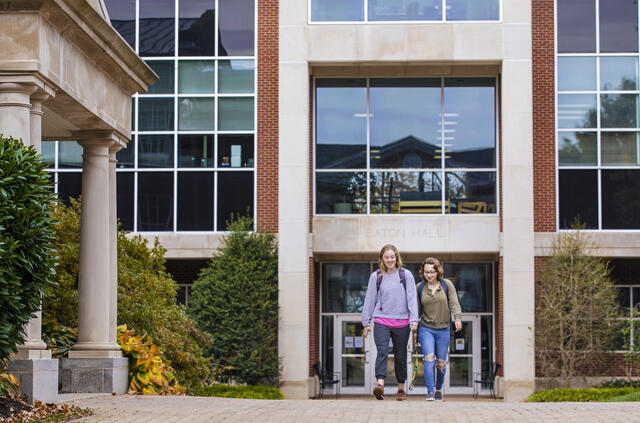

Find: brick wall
<box><xmin>532</xmin><ymin>0</ymin><xmax>556</xmax><ymax>232</ymax></box>
<box><xmin>256</xmin><ymin>0</ymin><xmax>278</xmax><ymax>233</ymax></box>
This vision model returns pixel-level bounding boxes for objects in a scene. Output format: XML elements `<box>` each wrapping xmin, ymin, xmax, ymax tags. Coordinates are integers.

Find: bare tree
<box><xmin>535</xmin><ymin>227</ymin><xmax>624</xmax><ymax>387</ymax></box>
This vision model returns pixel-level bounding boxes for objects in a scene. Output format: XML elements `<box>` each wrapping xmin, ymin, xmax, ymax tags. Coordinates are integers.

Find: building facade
<box><xmin>36</xmin><ymin>0</ymin><xmax>640</xmax><ymax>402</ymax></box>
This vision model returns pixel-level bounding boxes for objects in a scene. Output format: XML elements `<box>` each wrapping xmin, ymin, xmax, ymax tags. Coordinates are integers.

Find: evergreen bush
<box><xmin>0</xmin><ymin>135</ymin><xmax>56</xmax><ymax>363</ymax></box>
<box><xmin>188</xmin><ymin>216</ymin><xmax>279</xmax><ymax>386</ymax></box>
<box><xmin>527</xmin><ymin>387</ymin><xmax>636</xmax><ymax>402</ymax></box>
<box><xmin>42</xmin><ymin>198</ymin><xmax>211</xmax><ymax>391</ymax></box>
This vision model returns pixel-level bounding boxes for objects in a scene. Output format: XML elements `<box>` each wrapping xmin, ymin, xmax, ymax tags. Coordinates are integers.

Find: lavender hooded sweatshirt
<box><xmin>361</xmin><ymin>268</ymin><xmax>419</xmax><ymax>327</ymax></box>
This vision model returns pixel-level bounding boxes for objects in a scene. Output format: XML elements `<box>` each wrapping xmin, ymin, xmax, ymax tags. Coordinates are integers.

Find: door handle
<box><xmin>364</xmin><ymin>349</ymin><xmax>369</xmax><ymax>364</ymax></box>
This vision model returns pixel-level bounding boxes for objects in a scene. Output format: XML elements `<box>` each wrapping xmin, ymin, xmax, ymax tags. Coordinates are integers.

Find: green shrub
<box><xmin>0</xmin><ymin>135</ymin><xmax>56</xmax><ymax>363</ymax></box>
<box><xmin>41</xmin><ymin>319</ymin><xmax>77</xmax><ymax>357</ymax></box>
<box><xmin>599</xmin><ymin>379</ymin><xmax>640</xmax><ymax>389</ymax></box>
<box><xmin>605</xmin><ymin>390</ymin><xmax>640</xmax><ymax>402</ymax></box>
<box><xmin>191</xmin><ymin>384</ymin><xmax>283</xmax><ymax>399</ymax></box>
<box><xmin>42</xmin><ymin>198</ymin><xmax>211</xmax><ymax>392</ymax></box>
<box><xmin>527</xmin><ymin>387</ymin><xmax>637</xmax><ymax>402</ymax></box>
<box><xmin>188</xmin><ymin>216</ymin><xmax>279</xmax><ymax>386</ymax></box>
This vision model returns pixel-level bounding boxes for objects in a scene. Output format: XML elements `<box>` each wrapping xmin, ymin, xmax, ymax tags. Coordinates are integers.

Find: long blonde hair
<box><xmin>378</xmin><ymin>244</ymin><xmax>403</xmax><ymax>273</ymax></box>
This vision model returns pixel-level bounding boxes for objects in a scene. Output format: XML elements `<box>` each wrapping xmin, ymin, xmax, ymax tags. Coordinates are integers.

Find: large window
<box><xmin>51</xmin><ymin>0</ymin><xmax>257</xmax><ymax>232</ymax></box>
<box><xmin>310</xmin><ymin>0</ymin><xmax>500</xmax><ymax>22</ymax></box>
<box><xmin>315</xmin><ymin>78</ymin><xmax>497</xmax><ymax>215</ymax></box>
<box><xmin>557</xmin><ymin>0</ymin><xmax>640</xmax><ymax>230</ymax></box>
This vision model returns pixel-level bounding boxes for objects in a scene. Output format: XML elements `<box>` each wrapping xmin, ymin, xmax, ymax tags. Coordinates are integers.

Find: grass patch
<box><xmin>527</xmin><ymin>387</ymin><xmax>637</xmax><ymax>402</ymax></box>
<box><xmin>604</xmin><ymin>391</ymin><xmax>640</xmax><ymax>402</ymax></box>
<box><xmin>190</xmin><ymin>384</ymin><xmax>284</xmax><ymax>400</ymax></box>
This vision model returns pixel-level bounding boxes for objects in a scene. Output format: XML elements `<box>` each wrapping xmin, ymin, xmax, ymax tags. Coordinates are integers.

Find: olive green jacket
<box><xmin>417</xmin><ymin>278</ymin><xmax>462</xmax><ymax>329</ymax></box>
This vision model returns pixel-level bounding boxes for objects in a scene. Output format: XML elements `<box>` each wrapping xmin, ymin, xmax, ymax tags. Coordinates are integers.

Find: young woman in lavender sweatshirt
<box><xmin>362</xmin><ymin>244</ymin><xmax>418</xmax><ymax>401</ymax></box>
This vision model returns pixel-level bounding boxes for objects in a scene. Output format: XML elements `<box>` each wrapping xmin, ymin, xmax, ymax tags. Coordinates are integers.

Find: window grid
<box><xmin>46</xmin><ymin>0</ymin><xmax>258</xmax><ymax>233</ymax></box>
<box><xmin>556</xmin><ymin>0</ymin><xmax>640</xmax><ymax>231</ymax></box>
<box><xmin>314</xmin><ymin>76</ymin><xmax>499</xmax><ymax>216</ymax></box>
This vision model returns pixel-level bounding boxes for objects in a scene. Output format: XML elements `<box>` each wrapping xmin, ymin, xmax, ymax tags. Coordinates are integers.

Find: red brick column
<box><xmin>496</xmin><ymin>257</ymin><xmax>504</xmax><ymax>377</ymax></box>
<box><xmin>532</xmin><ymin>0</ymin><xmax>556</xmax><ymax>232</ymax></box>
<box><xmin>256</xmin><ymin>0</ymin><xmax>278</xmax><ymax>233</ymax></box>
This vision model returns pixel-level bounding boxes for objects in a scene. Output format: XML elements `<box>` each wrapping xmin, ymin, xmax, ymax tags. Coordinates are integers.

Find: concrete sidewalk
<box><xmin>61</xmin><ymin>393</ymin><xmax>640</xmax><ymax>422</ymax></box>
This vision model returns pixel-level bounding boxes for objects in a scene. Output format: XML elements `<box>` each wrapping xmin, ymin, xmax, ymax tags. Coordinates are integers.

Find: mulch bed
<box><xmin>0</xmin><ymin>397</ymin><xmax>91</xmax><ymax>423</ymax></box>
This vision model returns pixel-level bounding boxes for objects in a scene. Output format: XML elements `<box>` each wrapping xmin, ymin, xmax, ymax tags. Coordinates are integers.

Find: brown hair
<box><xmin>421</xmin><ymin>257</ymin><xmax>444</xmax><ymax>280</ymax></box>
<box><xmin>378</xmin><ymin>244</ymin><xmax>403</xmax><ymax>273</ymax></box>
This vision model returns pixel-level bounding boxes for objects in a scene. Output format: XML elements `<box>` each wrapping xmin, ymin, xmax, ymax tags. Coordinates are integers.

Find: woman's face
<box><xmin>382</xmin><ymin>249</ymin><xmax>397</xmax><ymax>271</ymax></box>
<box><xmin>423</xmin><ymin>264</ymin><xmax>438</xmax><ymax>283</ymax></box>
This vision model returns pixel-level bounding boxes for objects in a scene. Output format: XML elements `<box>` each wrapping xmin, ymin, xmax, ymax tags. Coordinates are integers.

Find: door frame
<box><xmin>445</xmin><ymin>315</ymin><xmax>481</xmax><ymax>394</ymax></box>
<box><xmin>333</xmin><ymin>315</ymin><xmax>373</xmax><ymax>395</ymax></box>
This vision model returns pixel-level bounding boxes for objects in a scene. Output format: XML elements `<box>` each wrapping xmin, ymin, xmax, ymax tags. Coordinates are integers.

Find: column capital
<box><xmin>30</xmin><ymin>90</ymin><xmax>50</xmax><ymax>105</ymax></box>
<box><xmin>0</xmin><ymin>82</ymin><xmax>38</xmax><ymax>96</ymax></box>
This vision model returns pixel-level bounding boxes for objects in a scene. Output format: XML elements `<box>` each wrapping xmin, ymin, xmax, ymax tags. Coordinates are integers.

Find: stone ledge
<box><xmin>59</xmin><ymin>357</ymin><xmax>128</xmax><ymax>394</ymax></box>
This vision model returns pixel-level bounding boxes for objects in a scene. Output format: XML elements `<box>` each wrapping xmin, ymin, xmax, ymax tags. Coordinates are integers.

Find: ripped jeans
<box><xmin>417</xmin><ymin>323</ymin><xmax>450</xmax><ymax>393</ymax></box>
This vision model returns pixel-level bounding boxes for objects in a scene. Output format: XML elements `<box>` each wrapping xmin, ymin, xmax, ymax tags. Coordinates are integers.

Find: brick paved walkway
<box><xmin>61</xmin><ymin>393</ymin><xmax>640</xmax><ymax>422</ymax></box>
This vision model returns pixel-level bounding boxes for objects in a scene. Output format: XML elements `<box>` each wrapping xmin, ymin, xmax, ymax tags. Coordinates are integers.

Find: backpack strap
<box><xmin>376</xmin><ymin>268</ymin><xmax>407</xmax><ymax>312</ymax></box>
<box><xmin>417</xmin><ymin>279</ymin><xmax>452</xmax><ymax>323</ymax></box>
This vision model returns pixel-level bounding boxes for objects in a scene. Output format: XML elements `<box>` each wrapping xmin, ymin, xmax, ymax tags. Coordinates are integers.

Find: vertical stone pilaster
<box><xmin>0</xmin><ymin>82</ymin><xmax>37</xmax><ymax>144</ymax></box>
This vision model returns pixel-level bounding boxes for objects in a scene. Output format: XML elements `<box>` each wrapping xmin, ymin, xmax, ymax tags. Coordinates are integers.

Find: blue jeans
<box><xmin>418</xmin><ymin>323</ymin><xmax>450</xmax><ymax>393</ymax></box>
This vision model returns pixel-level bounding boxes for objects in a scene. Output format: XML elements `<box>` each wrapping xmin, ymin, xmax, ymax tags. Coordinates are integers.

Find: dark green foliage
<box><xmin>188</xmin><ymin>216</ymin><xmax>279</xmax><ymax>386</ymax></box>
<box><xmin>599</xmin><ymin>379</ymin><xmax>640</xmax><ymax>389</ymax></box>
<box><xmin>0</xmin><ymin>135</ymin><xmax>56</xmax><ymax>362</ymax></box>
<box><xmin>527</xmin><ymin>387</ymin><xmax>637</xmax><ymax>402</ymax></box>
<box><xmin>191</xmin><ymin>384</ymin><xmax>284</xmax><ymax>399</ymax></box>
<box><xmin>604</xmin><ymin>391</ymin><xmax>640</xmax><ymax>402</ymax></box>
<box><xmin>41</xmin><ymin>319</ymin><xmax>77</xmax><ymax>357</ymax></box>
<box><xmin>42</xmin><ymin>199</ymin><xmax>211</xmax><ymax>391</ymax></box>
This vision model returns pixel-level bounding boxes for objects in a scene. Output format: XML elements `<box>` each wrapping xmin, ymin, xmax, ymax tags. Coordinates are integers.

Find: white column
<box><xmin>108</xmin><ymin>142</ymin><xmax>125</xmax><ymax>346</ymax></box>
<box><xmin>14</xmin><ymin>90</ymin><xmax>52</xmax><ymax>360</ymax></box>
<box><xmin>70</xmin><ymin>133</ymin><xmax>121</xmax><ymax>358</ymax></box>
<box><xmin>0</xmin><ymin>82</ymin><xmax>37</xmax><ymax>143</ymax></box>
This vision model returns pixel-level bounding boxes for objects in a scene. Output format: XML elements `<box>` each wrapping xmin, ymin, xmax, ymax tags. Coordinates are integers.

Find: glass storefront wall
<box><xmin>320</xmin><ymin>261</ymin><xmax>494</xmax><ymax>391</ymax></box>
<box><xmin>315</xmin><ymin>78</ymin><xmax>497</xmax><ymax>215</ymax></box>
<box><xmin>557</xmin><ymin>0</ymin><xmax>640</xmax><ymax>230</ymax></box>
<box><xmin>45</xmin><ymin>0</ymin><xmax>257</xmax><ymax>233</ymax></box>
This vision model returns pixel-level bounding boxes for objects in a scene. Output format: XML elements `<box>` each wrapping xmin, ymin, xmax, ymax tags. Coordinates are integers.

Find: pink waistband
<box><xmin>374</xmin><ymin>317</ymin><xmax>410</xmax><ymax>328</ymax></box>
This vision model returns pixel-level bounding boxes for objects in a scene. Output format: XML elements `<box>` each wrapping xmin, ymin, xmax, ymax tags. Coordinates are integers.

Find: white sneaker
<box><xmin>425</xmin><ymin>392</ymin><xmax>435</xmax><ymax>401</ymax></box>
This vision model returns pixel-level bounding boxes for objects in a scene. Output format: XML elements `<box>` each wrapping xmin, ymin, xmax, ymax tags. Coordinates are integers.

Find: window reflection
<box><xmin>178</xmin><ymin>61</ymin><xmax>215</xmax><ymax>94</ymax></box>
<box><xmin>139</xmin><ymin>98</ymin><xmax>174</xmax><ymax>131</ymax></box>
<box><xmin>312</xmin><ymin>0</ymin><xmax>364</xmax><ymax>21</ymax></box>
<box><xmin>178</xmin><ymin>172</ymin><xmax>214</xmax><ymax>230</ymax></box>
<box><xmin>444</xmin><ymin>263</ymin><xmax>492</xmax><ymax>313</ymax></box>
<box><xmin>557</xmin><ymin>57</ymin><xmax>596</xmax><ymax>91</ymax></box>
<box><xmin>179</xmin><ymin>0</ymin><xmax>215</xmax><ymax>56</ymax></box>
<box><xmin>138</xmin><ymin>172</ymin><xmax>174</xmax><ymax>231</ymax></box>
<box><xmin>58</xmin><ymin>141</ymin><xmax>83</xmax><ymax>168</ymax></box>
<box><xmin>104</xmin><ymin>0</ymin><xmax>135</xmax><ymax>48</ymax></box>
<box><xmin>368</xmin><ymin>0</ymin><xmax>441</xmax><ymax>21</ymax></box>
<box><xmin>558</xmin><ymin>131</ymin><xmax>597</xmax><ymax>166</ymax></box>
<box><xmin>446</xmin><ymin>0</ymin><xmax>499</xmax><ymax>21</ymax></box>
<box><xmin>557</xmin><ymin>94</ymin><xmax>597</xmax><ymax>129</ymax></box>
<box><xmin>178</xmin><ymin>134</ymin><xmax>214</xmax><ymax>167</ymax></box>
<box><xmin>218</xmin><ymin>0</ymin><xmax>254</xmax><ymax>56</ymax></box>
<box><xmin>57</xmin><ymin>173</ymin><xmax>82</xmax><ymax>206</ymax></box>
<box><xmin>599</xmin><ymin>0</ymin><xmax>638</xmax><ymax>53</ymax></box>
<box><xmin>369</xmin><ymin>78</ymin><xmax>441</xmax><ymax>169</ymax></box>
<box><xmin>370</xmin><ymin>171</ymin><xmax>442</xmax><ymax>214</ymax></box>
<box><xmin>147</xmin><ymin>61</ymin><xmax>174</xmax><ymax>94</ymax></box>
<box><xmin>316</xmin><ymin>172</ymin><xmax>367</xmax><ymax>214</ymax></box>
<box><xmin>218</xmin><ymin>98</ymin><xmax>254</xmax><ymax>130</ymax></box>
<box><xmin>218</xmin><ymin>60</ymin><xmax>254</xmax><ymax>93</ymax></box>
<box><xmin>557</xmin><ymin>0</ymin><xmax>596</xmax><ymax>53</ymax></box>
<box><xmin>444</xmin><ymin>78</ymin><xmax>495</xmax><ymax>168</ymax></box>
<box><xmin>139</xmin><ymin>0</ymin><xmax>175</xmax><ymax>56</ymax></box>
<box><xmin>600</xmin><ymin>57</ymin><xmax>639</xmax><ymax>90</ymax></box>
<box><xmin>179</xmin><ymin>97</ymin><xmax>215</xmax><ymax>130</ymax></box>
<box><xmin>138</xmin><ymin>135</ymin><xmax>174</xmax><ymax>168</ymax></box>
<box><xmin>446</xmin><ymin>171</ymin><xmax>496</xmax><ymax>214</ymax></box>
<box><xmin>601</xmin><ymin>132</ymin><xmax>640</xmax><ymax>166</ymax></box>
<box><xmin>322</xmin><ymin>264</ymin><xmax>370</xmax><ymax>313</ymax></box>
<box><xmin>117</xmin><ymin>172</ymin><xmax>134</xmax><ymax>231</ymax></box>
<box><xmin>600</xmin><ymin>94</ymin><xmax>639</xmax><ymax>128</ymax></box>
<box><xmin>316</xmin><ymin>79</ymin><xmax>367</xmax><ymax>169</ymax></box>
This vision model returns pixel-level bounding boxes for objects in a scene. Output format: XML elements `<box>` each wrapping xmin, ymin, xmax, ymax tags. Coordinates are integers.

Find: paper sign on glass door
<box><xmin>354</xmin><ymin>336</ymin><xmax>363</xmax><ymax>348</ymax></box>
<box><xmin>455</xmin><ymin>339</ymin><xmax>465</xmax><ymax>351</ymax></box>
<box><xmin>344</xmin><ymin>336</ymin><xmax>354</xmax><ymax>348</ymax></box>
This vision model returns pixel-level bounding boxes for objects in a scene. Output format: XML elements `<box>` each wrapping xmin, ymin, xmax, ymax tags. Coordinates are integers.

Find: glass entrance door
<box><xmin>333</xmin><ymin>316</ymin><xmax>372</xmax><ymax>394</ymax></box>
<box><xmin>445</xmin><ymin>315</ymin><xmax>480</xmax><ymax>394</ymax></box>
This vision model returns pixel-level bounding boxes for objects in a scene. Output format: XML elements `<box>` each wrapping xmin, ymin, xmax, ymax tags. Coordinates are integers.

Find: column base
<box><xmin>68</xmin><ymin>343</ymin><xmax>123</xmax><ymax>358</ymax></box>
<box><xmin>14</xmin><ymin>348</ymin><xmax>52</xmax><ymax>360</ymax></box>
<box><xmin>279</xmin><ymin>378</ymin><xmax>315</xmax><ymax>399</ymax></box>
<box><xmin>59</xmin><ymin>357</ymin><xmax>129</xmax><ymax>394</ymax></box>
<box><xmin>7</xmin><ymin>358</ymin><xmax>58</xmax><ymax>404</ymax></box>
<box><xmin>503</xmin><ymin>379</ymin><xmax>534</xmax><ymax>402</ymax></box>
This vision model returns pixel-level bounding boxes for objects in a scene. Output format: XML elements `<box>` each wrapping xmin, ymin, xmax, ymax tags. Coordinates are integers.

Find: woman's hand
<box><xmin>454</xmin><ymin>321</ymin><xmax>462</xmax><ymax>332</ymax></box>
<box><xmin>363</xmin><ymin>326</ymin><xmax>370</xmax><ymax>338</ymax></box>
<box><xmin>410</xmin><ymin>323</ymin><xmax>417</xmax><ymax>332</ymax></box>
